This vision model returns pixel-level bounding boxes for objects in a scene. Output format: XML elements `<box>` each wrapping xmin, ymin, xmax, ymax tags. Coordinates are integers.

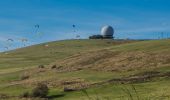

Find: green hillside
<box><xmin>0</xmin><ymin>39</ymin><xmax>170</xmax><ymax>100</ymax></box>
<box><xmin>0</xmin><ymin>39</ymin><xmax>132</xmax><ymax>69</ymax></box>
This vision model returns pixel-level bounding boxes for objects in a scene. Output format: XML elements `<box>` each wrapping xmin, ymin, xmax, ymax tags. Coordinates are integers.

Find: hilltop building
<box><xmin>89</xmin><ymin>25</ymin><xmax>114</xmax><ymax>39</ymax></box>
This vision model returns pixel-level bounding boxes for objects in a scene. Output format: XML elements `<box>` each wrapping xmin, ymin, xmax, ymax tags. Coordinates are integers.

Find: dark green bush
<box><xmin>51</xmin><ymin>65</ymin><xmax>57</xmax><ymax>69</ymax></box>
<box><xmin>31</xmin><ymin>83</ymin><xmax>49</xmax><ymax>98</ymax></box>
<box><xmin>38</xmin><ymin>65</ymin><xmax>45</xmax><ymax>68</ymax></box>
<box><xmin>20</xmin><ymin>91</ymin><xmax>30</xmax><ymax>98</ymax></box>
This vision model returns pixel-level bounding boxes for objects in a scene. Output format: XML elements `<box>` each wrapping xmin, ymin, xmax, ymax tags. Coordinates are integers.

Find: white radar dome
<box><xmin>101</xmin><ymin>25</ymin><xmax>114</xmax><ymax>38</ymax></box>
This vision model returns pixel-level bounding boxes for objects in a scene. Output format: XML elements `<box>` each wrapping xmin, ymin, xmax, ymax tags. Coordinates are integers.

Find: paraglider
<box><xmin>7</xmin><ymin>38</ymin><xmax>14</xmax><ymax>42</ymax></box>
<box><xmin>72</xmin><ymin>24</ymin><xmax>76</xmax><ymax>27</ymax></box>
<box><xmin>19</xmin><ymin>38</ymin><xmax>28</xmax><ymax>47</ymax></box>
<box><xmin>76</xmin><ymin>35</ymin><xmax>80</xmax><ymax>38</ymax></box>
<box><xmin>34</xmin><ymin>24</ymin><xmax>40</xmax><ymax>34</ymax></box>
<box><xmin>4</xmin><ymin>46</ymin><xmax>9</xmax><ymax>51</ymax></box>
<box><xmin>35</xmin><ymin>24</ymin><xmax>40</xmax><ymax>28</ymax></box>
<box><xmin>21</xmin><ymin>38</ymin><xmax>28</xmax><ymax>42</ymax></box>
<box><xmin>72</xmin><ymin>24</ymin><xmax>76</xmax><ymax>32</ymax></box>
<box><xmin>34</xmin><ymin>24</ymin><xmax>44</xmax><ymax>37</ymax></box>
<box><xmin>5</xmin><ymin>38</ymin><xmax>14</xmax><ymax>49</ymax></box>
<box><xmin>72</xmin><ymin>24</ymin><xmax>81</xmax><ymax>39</ymax></box>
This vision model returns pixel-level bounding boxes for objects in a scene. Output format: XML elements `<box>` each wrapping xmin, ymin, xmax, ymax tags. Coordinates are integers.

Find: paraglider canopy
<box><xmin>20</xmin><ymin>38</ymin><xmax>28</xmax><ymax>42</ymax></box>
<box><xmin>72</xmin><ymin>24</ymin><xmax>76</xmax><ymax>28</ymax></box>
<box><xmin>7</xmin><ymin>39</ymin><xmax>14</xmax><ymax>42</ymax></box>
<box><xmin>35</xmin><ymin>24</ymin><xmax>40</xmax><ymax>28</ymax></box>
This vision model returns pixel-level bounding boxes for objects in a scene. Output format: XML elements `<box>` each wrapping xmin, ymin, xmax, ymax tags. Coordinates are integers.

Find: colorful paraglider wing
<box><xmin>7</xmin><ymin>39</ymin><xmax>14</xmax><ymax>42</ymax></box>
<box><xmin>22</xmin><ymin>39</ymin><xmax>28</xmax><ymax>42</ymax></box>
<box><xmin>72</xmin><ymin>24</ymin><xmax>76</xmax><ymax>32</ymax></box>
<box><xmin>35</xmin><ymin>24</ymin><xmax>40</xmax><ymax>28</ymax></box>
<box><xmin>72</xmin><ymin>24</ymin><xmax>76</xmax><ymax>28</ymax></box>
<box><xmin>4</xmin><ymin>46</ymin><xmax>9</xmax><ymax>50</ymax></box>
<box><xmin>18</xmin><ymin>38</ymin><xmax>28</xmax><ymax>42</ymax></box>
<box><xmin>76</xmin><ymin>35</ymin><xmax>80</xmax><ymax>38</ymax></box>
<box><xmin>6</xmin><ymin>39</ymin><xmax>13</xmax><ymax>47</ymax></box>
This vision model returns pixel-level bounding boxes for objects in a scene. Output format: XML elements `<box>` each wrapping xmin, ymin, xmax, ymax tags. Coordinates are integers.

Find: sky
<box><xmin>0</xmin><ymin>0</ymin><xmax>170</xmax><ymax>51</ymax></box>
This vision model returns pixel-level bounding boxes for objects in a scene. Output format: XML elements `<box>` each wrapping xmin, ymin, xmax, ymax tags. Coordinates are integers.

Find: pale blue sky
<box><xmin>0</xmin><ymin>0</ymin><xmax>170</xmax><ymax>51</ymax></box>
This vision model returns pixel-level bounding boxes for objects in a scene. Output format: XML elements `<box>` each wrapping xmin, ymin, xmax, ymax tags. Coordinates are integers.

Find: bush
<box><xmin>51</xmin><ymin>65</ymin><xmax>57</xmax><ymax>69</ymax></box>
<box><xmin>20</xmin><ymin>91</ymin><xmax>30</xmax><ymax>98</ymax></box>
<box><xmin>31</xmin><ymin>83</ymin><xmax>49</xmax><ymax>98</ymax></box>
<box><xmin>64</xmin><ymin>87</ymin><xmax>75</xmax><ymax>92</ymax></box>
<box><xmin>38</xmin><ymin>65</ymin><xmax>45</xmax><ymax>68</ymax></box>
<box><xmin>0</xmin><ymin>94</ymin><xmax>8</xmax><ymax>99</ymax></box>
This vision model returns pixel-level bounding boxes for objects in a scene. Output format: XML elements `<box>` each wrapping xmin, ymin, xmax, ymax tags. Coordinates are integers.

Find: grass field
<box><xmin>0</xmin><ymin>39</ymin><xmax>170</xmax><ymax>100</ymax></box>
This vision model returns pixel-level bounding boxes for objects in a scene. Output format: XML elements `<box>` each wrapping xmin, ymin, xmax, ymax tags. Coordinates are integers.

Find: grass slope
<box><xmin>0</xmin><ymin>39</ymin><xmax>170</xmax><ymax>100</ymax></box>
<box><xmin>0</xmin><ymin>39</ymin><xmax>131</xmax><ymax>69</ymax></box>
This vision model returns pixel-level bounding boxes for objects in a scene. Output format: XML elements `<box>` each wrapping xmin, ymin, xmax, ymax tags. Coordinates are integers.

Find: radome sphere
<box><xmin>101</xmin><ymin>26</ymin><xmax>114</xmax><ymax>38</ymax></box>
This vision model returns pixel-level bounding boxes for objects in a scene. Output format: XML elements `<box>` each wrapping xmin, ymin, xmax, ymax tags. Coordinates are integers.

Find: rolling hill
<box><xmin>0</xmin><ymin>39</ymin><xmax>170</xmax><ymax>100</ymax></box>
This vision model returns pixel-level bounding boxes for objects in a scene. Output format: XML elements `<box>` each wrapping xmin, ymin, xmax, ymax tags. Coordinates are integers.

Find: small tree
<box><xmin>31</xmin><ymin>83</ymin><xmax>49</xmax><ymax>98</ymax></box>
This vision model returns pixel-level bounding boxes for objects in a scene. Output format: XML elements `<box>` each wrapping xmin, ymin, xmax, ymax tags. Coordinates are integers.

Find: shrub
<box><xmin>51</xmin><ymin>65</ymin><xmax>57</xmax><ymax>69</ymax></box>
<box><xmin>64</xmin><ymin>87</ymin><xmax>75</xmax><ymax>92</ymax></box>
<box><xmin>31</xmin><ymin>83</ymin><xmax>49</xmax><ymax>98</ymax></box>
<box><xmin>20</xmin><ymin>91</ymin><xmax>30</xmax><ymax>98</ymax></box>
<box><xmin>0</xmin><ymin>94</ymin><xmax>8</xmax><ymax>99</ymax></box>
<box><xmin>39</xmin><ymin>65</ymin><xmax>45</xmax><ymax>68</ymax></box>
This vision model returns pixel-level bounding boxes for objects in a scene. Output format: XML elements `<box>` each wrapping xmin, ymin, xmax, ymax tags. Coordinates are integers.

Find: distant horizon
<box><xmin>0</xmin><ymin>0</ymin><xmax>170</xmax><ymax>51</ymax></box>
<box><xmin>1</xmin><ymin>37</ymin><xmax>169</xmax><ymax>53</ymax></box>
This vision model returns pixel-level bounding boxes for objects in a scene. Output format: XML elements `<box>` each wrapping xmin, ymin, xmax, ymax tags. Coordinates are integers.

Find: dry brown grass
<box><xmin>6</xmin><ymin>48</ymin><xmax>170</xmax><ymax>91</ymax></box>
<box><xmin>53</xmin><ymin>50</ymin><xmax>170</xmax><ymax>72</ymax></box>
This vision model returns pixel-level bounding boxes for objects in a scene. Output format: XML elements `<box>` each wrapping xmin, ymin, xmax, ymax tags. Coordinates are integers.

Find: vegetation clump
<box><xmin>38</xmin><ymin>65</ymin><xmax>45</xmax><ymax>68</ymax></box>
<box><xmin>51</xmin><ymin>65</ymin><xmax>57</xmax><ymax>69</ymax></box>
<box><xmin>64</xmin><ymin>87</ymin><xmax>75</xmax><ymax>92</ymax></box>
<box><xmin>20</xmin><ymin>91</ymin><xmax>30</xmax><ymax>98</ymax></box>
<box><xmin>31</xmin><ymin>83</ymin><xmax>49</xmax><ymax>98</ymax></box>
<box><xmin>0</xmin><ymin>94</ymin><xmax>8</xmax><ymax>99</ymax></box>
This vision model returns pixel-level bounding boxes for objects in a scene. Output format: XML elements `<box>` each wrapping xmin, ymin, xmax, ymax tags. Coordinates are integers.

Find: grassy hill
<box><xmin>0</xmin><ymin>39</ymin><xmax>132</xmax><ymax>69</ymax></box>
<box><xmin>0</xmin><ymin>39</ymin><xmax>170</xmax><ymax>100</ymax></box>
